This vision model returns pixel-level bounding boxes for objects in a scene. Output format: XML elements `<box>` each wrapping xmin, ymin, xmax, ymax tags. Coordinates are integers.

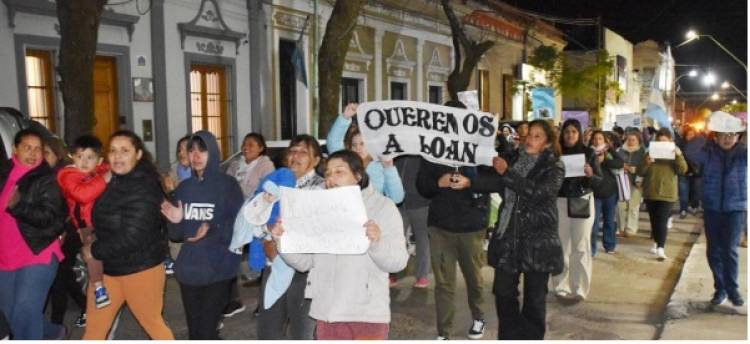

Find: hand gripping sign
<box><xmin>355</xmin><ymin>101</ymin><xmax>499</xmax><ymax>167</ymax></box>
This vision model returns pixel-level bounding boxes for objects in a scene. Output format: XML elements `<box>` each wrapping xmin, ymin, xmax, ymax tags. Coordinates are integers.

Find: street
<box><xmin>61</xmin><ymin>209</ymin><xmax>746</xmax><ymax>340</ymax></box>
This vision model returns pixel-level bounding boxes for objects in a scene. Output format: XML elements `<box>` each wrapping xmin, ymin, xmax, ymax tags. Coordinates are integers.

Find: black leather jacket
<box><xmin>91</xmin><ymin>162</ymin><xmax>168</xmax><ymax>276</ymax></box>
<box><xmin>474</xmin><ymin>150</ymin><xmax>565</xmax><ymax>274</ymax></box>
<box><xmin>0</xmin><ymin>160</ymin><xmax>67</xmax><ymax>254</ymax></box>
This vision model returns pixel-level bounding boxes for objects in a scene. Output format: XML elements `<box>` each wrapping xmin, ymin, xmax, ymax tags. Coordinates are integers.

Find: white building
<box><xmin>0</xmin><ymin>0</ymin><xmax>564</xmax><ymax>169</ymax></box>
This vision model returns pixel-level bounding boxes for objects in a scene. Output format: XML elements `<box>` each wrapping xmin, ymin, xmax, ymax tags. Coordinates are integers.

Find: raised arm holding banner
<box><xmin>355</xmin><ymin>100</ymin><xmax>499</xmax><ymax>167</ymax></box>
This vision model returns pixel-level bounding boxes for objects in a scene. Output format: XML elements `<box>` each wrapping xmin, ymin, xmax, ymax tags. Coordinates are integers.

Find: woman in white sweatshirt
<box><xmin>271</xmin><ymin>150</ymin><xmax>408</xmax><ymax>340</ymax></box>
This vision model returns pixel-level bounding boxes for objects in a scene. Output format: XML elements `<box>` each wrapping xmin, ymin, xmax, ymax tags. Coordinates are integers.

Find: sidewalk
<box><xmin>660</xmin><ymin>230</ymin><xmax>748</xmax><ymax>340</ymax></box>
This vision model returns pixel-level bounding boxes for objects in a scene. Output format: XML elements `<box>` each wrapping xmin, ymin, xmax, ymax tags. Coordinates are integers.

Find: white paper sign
<box><xmin>649</xmin><ymin>141</ymin><xmax>676</xmax><ymax>160</ymax></box>
<box><xmin>356</xmin><ymin>101</ymin><xmax>499</xmax><ymax>167</ymax></box>
<box><xmin>278</xmin><ymin>186</ymin><xmax>369</xmax><ymax>254</ymax></box>
<box><xmin>560</xmin><ymin>154</ymin><xmax>586</xmax><ymax>178</ymax></box>
<box><xmin>457</xmin><ymin>90</ymin><xmax>480</xmax><ymax>111</ymax></box>
<box><xmin>616</xmin><ymin>113</ymin><xmax>642</xmax><ymax>128</ymax></box>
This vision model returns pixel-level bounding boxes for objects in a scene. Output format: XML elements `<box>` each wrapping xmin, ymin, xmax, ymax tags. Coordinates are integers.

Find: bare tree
<box><xmin>440</xmin><ymin>0</ymin><xmax>494</xmax><ymax>102</ymax></box>
<box><xmin>56</xmin><ymin>0</ymin><xmax>107</xmax><ymax>145</ymax></box>
<box><xmin>317</xmin><ymin>0</ymin><xmax>367</xmax><ymax>137</ymax></box>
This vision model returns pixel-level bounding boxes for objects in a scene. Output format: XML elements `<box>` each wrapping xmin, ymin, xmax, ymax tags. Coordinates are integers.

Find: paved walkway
<box><xmin>59</xmin><ymin>210</ymin><xmax>746</xmax><ymax>340</ymax></box>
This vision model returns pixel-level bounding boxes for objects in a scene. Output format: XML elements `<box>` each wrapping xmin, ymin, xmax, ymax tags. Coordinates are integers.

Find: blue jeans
<box><xmin>704</xmin><ymin>210</ymin><xmax>746</xmax><ymax>295</ymax></box>
<box><xmin>592</xmin><ymin>194</ymin><xmax>618</xmax><ymax>255</ymax></box>
<box><xmin>678</xmin><ymin>175</ymin><xmax>702</xmax><ymax>212</ymax></box>
<box><xmin>0</xmin><ymin>258</ymin><xmax>63</xmax><ymax>339</ymax></box>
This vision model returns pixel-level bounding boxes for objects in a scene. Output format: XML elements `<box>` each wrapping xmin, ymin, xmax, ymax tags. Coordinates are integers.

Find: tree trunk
<box><xmin>440</xmin><ymin>0</ymin><xmax>494</xmax><ymax>102</ymax></box>
<box><xmin>317</xmin><ymin>0</ymin><xmax>366</xmax><ymax>137</ymax></box>
<box><xmin>56</xmin><ymin>0</ymin><xmax>106</xmax><ymax>145</ymax></box>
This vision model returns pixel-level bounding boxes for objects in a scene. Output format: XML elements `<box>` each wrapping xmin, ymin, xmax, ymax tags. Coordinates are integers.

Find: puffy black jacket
<box><xmin>592</xmin><ymin>147</ymin><xmax>624</xmax><ymax>198</ymax></box>
<box><xmin>0</xmin><ymin>160</ymin><xmax>67</xmax><ymax>254</ymax></box>
<box><xmin>416</xmin><ymin>160</ymin><xmax>488</xmax><ymax>233</ymax></box>
<box><xmin>474</xmin><ymin>150</ymin><xmax>565</xmax><ymax>274</ymax></box>
<box><xmin>91</xmin><ymin>161</ymin><xmax>168</xmax><ymax>276</ymax></box>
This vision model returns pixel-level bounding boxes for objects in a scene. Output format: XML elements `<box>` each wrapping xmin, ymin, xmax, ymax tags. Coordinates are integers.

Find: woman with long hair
<box><xmin>474</xmin><ymin>120</ymin><xmax>565</xmax><ymax>339</ymax></box>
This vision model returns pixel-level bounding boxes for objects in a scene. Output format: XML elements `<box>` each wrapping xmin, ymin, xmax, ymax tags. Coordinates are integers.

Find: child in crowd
<box><xmin>57</xmin><ymin>135</ymin><xmax>111</xmax><ymax>309</ymax></box>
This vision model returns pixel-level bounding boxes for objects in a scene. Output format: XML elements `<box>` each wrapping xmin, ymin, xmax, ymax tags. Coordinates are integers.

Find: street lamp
<box><xmin>732</xmin><ymin>99</ymin><xmax>738</xmax><ymax>105</ymax></box>
<box><xmin>720</xmin><ymin>80</ymin><xmax>747</xmax><ymax>99</ymax></box>
<box><xmin>680</xmin><ymin>30</ymin><xmax>748</xmax><ymax>71</ymax></box>
<box><xmin>711</xmin><ymin>92</ymin><xmax>720</xmax><ymax>101</ymax></box>
<box><xmin>702</xmin><ymin>72</ymin><xmax>716</xmax><ymax>87</ymax></box>
<box><xmin>673</xmin><ymin>70</ymin><xmax>699</xmax><ymax>123</ymax></box>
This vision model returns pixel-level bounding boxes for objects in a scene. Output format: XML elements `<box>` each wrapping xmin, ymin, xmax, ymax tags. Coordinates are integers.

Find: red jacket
<box><xmin>57</xmin><ymin>164</ymin><xmax>109</xmax><ymax>229</ymax></box>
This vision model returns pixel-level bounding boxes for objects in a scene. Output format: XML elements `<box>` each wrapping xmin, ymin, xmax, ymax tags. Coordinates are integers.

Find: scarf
<box><xmin>495</xmin><ymin>150</ymin><xmax>539</xmax><ymax>239</ymax></box>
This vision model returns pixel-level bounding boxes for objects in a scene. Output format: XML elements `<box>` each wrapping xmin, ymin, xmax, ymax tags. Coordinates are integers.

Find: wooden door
<box><xmin>93</xmin><ymin>56</ymin><xmax>118</xmax><ymax>146</ymax></box>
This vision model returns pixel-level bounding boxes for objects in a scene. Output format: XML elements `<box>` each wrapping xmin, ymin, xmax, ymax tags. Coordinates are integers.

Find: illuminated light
<box><xmin>721</xmin><ymin>81</ymin><xmax>730</xmax><ymax>89</ymax></box>
<box><xmin>703</xmin><ymin>73</ymin><xmax>716</xmax><ymax>86</ymax></box>
<box><xmin>711</xmin><ymin>93</ymin><xmax>720</xmax><ymax>101</ymax></box>
<box><xmin>686</xmin><ymin>30</ymin><xmax>698</xmax><ymax>40</ymax></box>
<box><xmin>688</xmin><ymin>70</ymin><xmax>698</xmax><ymax>77</ymax></box>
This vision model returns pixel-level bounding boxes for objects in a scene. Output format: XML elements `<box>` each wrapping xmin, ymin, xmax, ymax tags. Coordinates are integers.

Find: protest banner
<box><xmin>356</xmin><ymin>100</ymin><xmax>498</xmax><ymax>167</ymax></box>
<box><xmin>615</xmin><ymin>113</ymin><xmax>642</xmax><ymax>128</ymax></box>
<box><xmin>562</xmin><ymin>111</ymin><xmax>589</xmax><ymax>129</ymax></box>
<box><xmin>278</xmin><ymin>186</ymin><xmax>370</xmax><ymax>255</ymax></box>
<box><xmin>530</xmin><ymin>87</ymin><xmax>555</xmax><ymax>120</ymax></box>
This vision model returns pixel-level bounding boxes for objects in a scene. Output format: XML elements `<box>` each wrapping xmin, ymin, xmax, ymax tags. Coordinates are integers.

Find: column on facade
<box><xmin>416</xmin><ymin>38</ymin><xmax>424</xmax><ymax>102</ymax></box>
<box><xmin>374</xmin><ymin>28</ymin><xmax>384</xmax><ymax>100</ymax></box>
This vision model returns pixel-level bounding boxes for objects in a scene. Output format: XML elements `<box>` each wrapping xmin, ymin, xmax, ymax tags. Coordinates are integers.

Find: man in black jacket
<box><xmin>0</xmin><ymin>128</ymin><xmax>67</xmax><ymax>340</ymax></box>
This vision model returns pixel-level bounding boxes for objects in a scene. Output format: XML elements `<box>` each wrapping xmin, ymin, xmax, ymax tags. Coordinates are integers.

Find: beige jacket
<box><xmin>280</xmin><ymin>185</ymin><xmax>408</xmax><ymax>323</ymax></box>
<box><xmin>225</xmin><ymin>155</ymin><xmax>275</xmax><ymax>198</ymax></box>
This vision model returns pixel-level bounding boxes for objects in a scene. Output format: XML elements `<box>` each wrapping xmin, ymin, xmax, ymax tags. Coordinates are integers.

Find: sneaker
<box><xmin>217</xmin><ymin>321</ymin><xmax>224</xmax><ymax>330</ymax></box>
<box><xmin>606</xmin><ymin>249</ymin><xmax>616</xmax><ymax>254</ymax></box>
<box><xmin>467</xmin><ymin>319</ymin><xmax>485</xmax><ymax>339</ymax></box>
<box><xmin>74</xmin><ymin>312</ymin><xmax>87</xmax><ymax>328</ymax></box>
<box><xmin>222</xmin><ymin>301</ymin><xmax>246</xmax><ymax>318</ymax></box>
<box><xmin>710</xmin><ymin>291</ymin><xmax>728</xmax><ymax>306</ymax></box>
<box><xmin>164</xmin><ymin>258</ymin><xmax>174</xmax><ymax>275</ymax></box>
<box><xmin>689</xmin><ymin>206</ymin><xmax>698</xmax><ymax>216</ymax></box>
<box><xmin>649</xmin><ymin>243</ymin><xmax>658</xmax><ymax>254</ymax></box>
<box><xmin>656</xmin><ymin>247</ymin><xmax>668</xmax><ymax>261</ymax></box>
<box><xmin>437</xmin><ymin>335</ymin><xmax>449</xmax><ymax>340</ymax></box>
<box><xmin>389</xmin><ymin>276</ymin><xmax>398</xmax><ymax>288</ymax></box>
<box><xmin>679</xmin><ymin>210</ymin><xmax>687</xmax><ymax>219</ymax></box>
<box><xmin>413</xmin><ymin>277</ymin><xmax>429</xmax><ymax>289</ymax></box>
<box><xmin>555</xmin><ymin>290</ymin><xmax>571</xmax><ymax>299</ymax></box>
<box><xmin>94</xmin><ymin>287</ymin><xmax>111</xmax><ymax>309</ymax></box>
<box><xmin>667</xmin><ymin>217</ymin><xmax>673</xmax><ymax>229</ymax></box>
<box><xmin>728</xmin><ymin>290</ymin><xmax>745</xmax><ymax>306</ymax></box>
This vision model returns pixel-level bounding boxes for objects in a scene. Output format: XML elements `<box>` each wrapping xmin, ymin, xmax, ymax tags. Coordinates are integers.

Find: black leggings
<box><xmin>179</xmin><ymin>278</ymin><xmax>233</xmax><ymax>340</ymax></box>
<box><xmin>493</xmin><ymin>270</ymin><xmax>550</xmax><ymax>340</ymax></box>
<box><xmin>647</xmin><ymin>201</ymin><xmax>673</xmax><ymax>248</ymax></box>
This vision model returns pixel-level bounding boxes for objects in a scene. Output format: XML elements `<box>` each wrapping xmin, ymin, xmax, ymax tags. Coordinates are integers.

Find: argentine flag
<box><xmin>644</xmin><ymin>45</ymin><xmax>674</xmax><ymax>133</ymax></box>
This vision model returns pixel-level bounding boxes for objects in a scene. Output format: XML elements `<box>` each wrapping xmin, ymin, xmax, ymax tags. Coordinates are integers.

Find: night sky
<box><xmin>506</xmin><ymin>0</ymin><xmax>748</xmax><ymax>103</ymax></box>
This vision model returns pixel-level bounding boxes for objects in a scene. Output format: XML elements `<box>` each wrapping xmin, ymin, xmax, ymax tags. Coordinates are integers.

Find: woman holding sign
<box><xmin>552</xmin><ymin>119</ymin><xmax>602</xmax><ymax>302</ymax></box>
<box><xmin>474</xmin><ymin>120</ymin><xmax>565</xmax><ymax>339</ymax></box>
<box><xmin>326</xmin><ymin>103</ymin><xmax>405</xmax><ymax>204</ymax></box>
<box><xmin>255</xmin><ymin>135</ymin><xmax>324</xmax><ymax>340</ymax></box>
<box><xmin>271</xmin><ymin>150</ymin><xmax>408</xmax><ymax>340</ymax></box>
<box><xmin>637</xmin><ymin>128</ymin><xmax>687</xmax><ymax>261</ymax></box>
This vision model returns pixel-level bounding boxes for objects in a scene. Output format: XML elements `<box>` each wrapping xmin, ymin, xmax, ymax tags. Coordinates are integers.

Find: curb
<box><xmin>663</xmin><ymin>231</ymin><xmax>706</xmax><ymax>320</ymax></box>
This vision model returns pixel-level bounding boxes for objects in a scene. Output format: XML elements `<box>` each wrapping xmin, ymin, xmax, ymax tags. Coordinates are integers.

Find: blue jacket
<box><xmin>698</xmin><ymin>141</ymin><xmax>747</xmax><ymax>212</ymax></box>
<box><xmin>169</xmin><ymin>131</ymin><xmax>244</xmax><ymax>286</ymax></box>
<box><xmin>326</xmin><ymin>114</ymin><xmax>405</xmax><ymax>203</ymax></box>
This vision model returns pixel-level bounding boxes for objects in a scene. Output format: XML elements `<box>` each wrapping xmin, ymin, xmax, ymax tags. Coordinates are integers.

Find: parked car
<box><xmin>0</xmin><ymin>107</ymin><xmax>56</xmax><ymax>160</ymax></box>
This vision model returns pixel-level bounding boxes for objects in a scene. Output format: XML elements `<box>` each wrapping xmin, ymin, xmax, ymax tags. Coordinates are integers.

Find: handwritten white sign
<box><xmin>649</xmin><ymin>141</ymin><xmax>676</xmax><ymax>160</ymax></box>
<box><xmin>616</xmin><ymin>113</ymin><xmax>642</xmax><ymax>128</ymax></box>
<box><xmin>560</xmin><ymin>153</ymin><xmax>586</xmax><ymax>178</ymax></box>
<box><xmin>278</xmin><ymin>185</ymin><xmax>369</xmax><ymax>254</ymax></box>
<box><xmin>356</xmin><ymin>100</ymin><xmax>498</xmax><ymax>167</ymax></box>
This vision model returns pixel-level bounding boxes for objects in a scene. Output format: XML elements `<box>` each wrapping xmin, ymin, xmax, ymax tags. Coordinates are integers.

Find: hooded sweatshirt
<box><xmin>169</xmin><ymin>131</ymin><xmax>245</xmax><ymax>286</ymax></box>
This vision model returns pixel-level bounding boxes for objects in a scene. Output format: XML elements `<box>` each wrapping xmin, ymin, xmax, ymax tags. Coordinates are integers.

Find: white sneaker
<box><xmin>657</xmin><ymin>247</ymin><xmax>668</xmax><ymax>261</ymax></box>
<box><xmin>667</xmin><ymin>217</ymin><xmax>673</xmax><ymax>229</ymax></box>
<box><xmin>649</xmin><ymin>243</ymin><xmax>658</xmax><ymax>254</ymax></box>
<box><xmin>467</xmin><ymin>319</ymin><xmax>485</xmax><ymax>339</ymax></box>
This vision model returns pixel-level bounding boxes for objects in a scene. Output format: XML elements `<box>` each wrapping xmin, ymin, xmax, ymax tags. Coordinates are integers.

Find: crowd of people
<box><xmin>0</xmin><ymin>102</ymin><xmax>745</xmax><ymax>340</ymax></box>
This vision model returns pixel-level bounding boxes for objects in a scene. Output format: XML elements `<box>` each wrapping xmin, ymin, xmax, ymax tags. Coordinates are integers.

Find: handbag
<box><xmin>613</xmin><ymin>168</ymin><xmax>631</xmax><ymax>202</ymax></box>
<box><xmin>567</xmin><ymin>194</ymin><xmax>591</xmax><ymax>219</ymax></box>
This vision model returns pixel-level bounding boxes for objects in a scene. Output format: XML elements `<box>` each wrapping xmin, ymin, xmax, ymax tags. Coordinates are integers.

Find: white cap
<box><xmin>708</xmin><ymin>111</ymin><xmax>746</xmax><ymax>133</ymax></box>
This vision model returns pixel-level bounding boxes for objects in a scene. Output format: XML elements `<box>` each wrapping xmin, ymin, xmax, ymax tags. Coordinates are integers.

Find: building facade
<box><xmin>0</xmin><ymin>0</ymin><xmax>564</xmax><ymax>169</ymax></box>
